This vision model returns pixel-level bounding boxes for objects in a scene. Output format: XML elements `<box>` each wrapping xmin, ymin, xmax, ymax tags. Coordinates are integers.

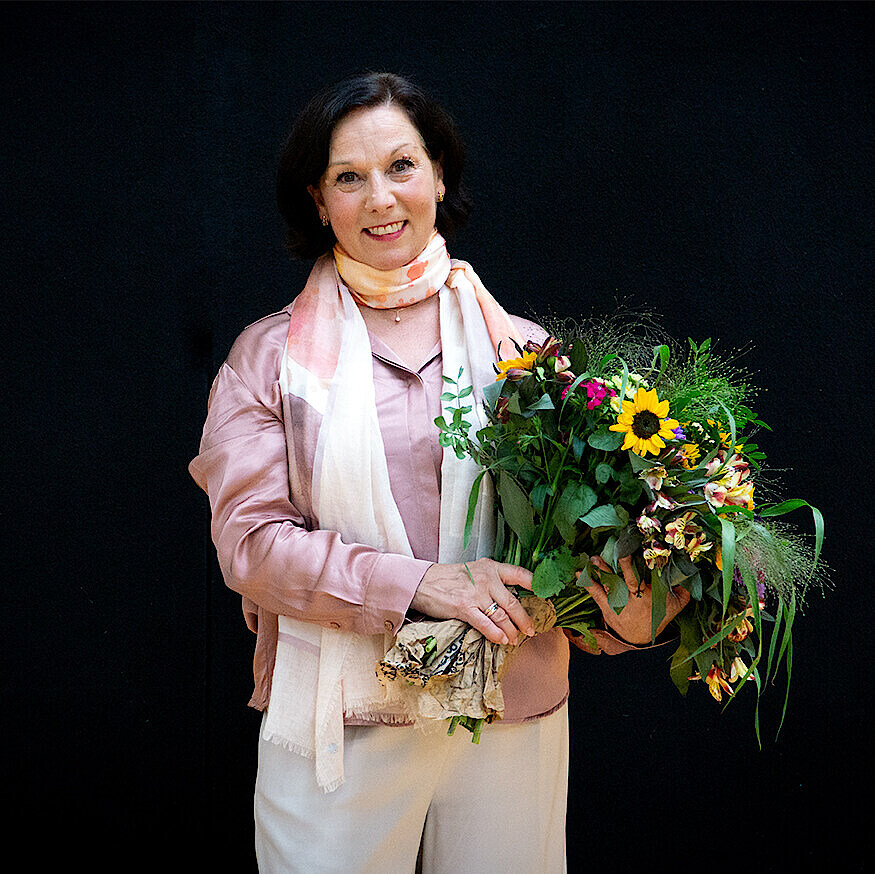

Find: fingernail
<box><xmin>526</xmin><ymin>626</ymin><xmax>536</xmax><ymax>637</ymax></box>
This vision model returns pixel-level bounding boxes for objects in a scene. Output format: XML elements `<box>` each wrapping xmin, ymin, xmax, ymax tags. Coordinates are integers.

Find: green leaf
<box><xmin>599</xmin><ymin>535</ymin><xmax>619</xmax><ymax>572</ymax></box>
<box><xmin>580</xmin><ymin>504</ymin><xmax>626</xmax><ymax>529</ymax></box>
<box><xmin>553</xmin><ymin>482</ymin><xmax>598</xmax><ymax>543</ymax></box>
<box><xmin>587</xmin><ymin>428</ymin><xmax>624</xmax><ymax>451</ymax></box>
<box><xmin>532</xmin><ymin>548</ymin><xmax>577</xmax><ymax>599</ymax></box>
<box><xmin>627</xmin><ymin>451</ymin><xmax>655</xmax><ymax>472</ymax></box>
<box><xmin>718</xmin><ymin>515</ymin><xmax>736</xmax><ymax>614</ymax></box>
<box><xmin>463</xmin><ymin>469</ymin><xmax>489</xmax><ymax>549</ymax></box>
<box><xmin>498</xmin><ymin>471</ymin><xmax>536</xmax><ymax>549</ymax></box>
<box><xmin>568</xmin><ymin>339</ymin><xmax>588</xmax><ymax>374</ymax></box>
<box><xmin>482</xmin><ymin>379</ymin><xmax>504</xmax><ymax>410</ymax></box>
<box><xmin>530</xmin><ymin>482</ymin><xmax>552</xmax><ymax>514</ymax></box>
<box><xmin>650</xmin><ymin>344</ymin><xmax>670</xmax><ymax>386</ymax></box>
<box><xmin>650</xmin><ymin>570</ymin><xmax>668</xmax><ymax>641</ymax></box>
<box><xmin>757</xmin><ymin>499</ymin><xmax>825</xmax><ymax>565</ymax></box>
<box><xmin>669</xmin><ymin>642</ymin><xmax>692</xmax><ymax>695</ymax></box>
<box><xmin>523</xmin><ymin>393</ymin><xmax>555</xmax><ymax>418</ymax></box>
<box><xmin>595</xmin><ymin>461</ymin><xmax>614</xmax><ymax>485</ymax></box>
<box><xmin>595</xmin><ymin>462</ymin><xmax>614</xmax><ymax>484</ymax></box>
<box><xmin>601</xmin><ymin>571</ymin><xmax>629</xmax><ymax>614</ymax></box>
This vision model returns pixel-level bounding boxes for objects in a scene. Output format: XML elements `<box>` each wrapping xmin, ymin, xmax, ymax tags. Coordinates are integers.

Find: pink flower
<box><xmin>636</xmin><ymin>513</ymin><xmax>662</xmax><ymax>535</ymax></box>
<box><xmin>583</xmin><ymin>378</ymin><xmax>617</xmax><ymax>410</ymax></box>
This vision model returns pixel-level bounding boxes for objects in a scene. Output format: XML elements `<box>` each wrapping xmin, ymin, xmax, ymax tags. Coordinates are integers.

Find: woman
<box><xmin>189</xmin><ymin>72</ymin><xmax>687</xmax><ymax>873</ymax></box>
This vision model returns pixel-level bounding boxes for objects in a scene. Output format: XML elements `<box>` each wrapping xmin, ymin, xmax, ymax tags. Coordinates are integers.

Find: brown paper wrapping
<box><xmin>377</xmin><ymin>597</ymin><xmax>557</xmax><ymax>724</ymax></box>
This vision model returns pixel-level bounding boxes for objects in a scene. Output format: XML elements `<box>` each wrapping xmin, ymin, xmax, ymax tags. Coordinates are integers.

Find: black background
<box><xmin>2</xmin><ymin>2</ymin><xmax>870</xmax><ymax>871</ymax></box>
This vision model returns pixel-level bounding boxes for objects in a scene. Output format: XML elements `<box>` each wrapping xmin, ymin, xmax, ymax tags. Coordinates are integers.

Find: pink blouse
<box><xmin>189</xmin><ymin>306</ymin><xmax>634</xmax><ymax>725</ymax></box>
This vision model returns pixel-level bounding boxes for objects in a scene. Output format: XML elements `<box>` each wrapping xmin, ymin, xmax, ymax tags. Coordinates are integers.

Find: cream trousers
<box><xmin>254</xmin><ymin>704</ymin><xmax>569</xmax><ymax>873</ymax></box>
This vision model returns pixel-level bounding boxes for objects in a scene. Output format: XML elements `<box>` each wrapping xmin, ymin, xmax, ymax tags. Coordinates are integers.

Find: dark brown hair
<box><xmin>276</xmin><ymin>72</ymin><xmax>472</xmax><ymax>259</ymax></box>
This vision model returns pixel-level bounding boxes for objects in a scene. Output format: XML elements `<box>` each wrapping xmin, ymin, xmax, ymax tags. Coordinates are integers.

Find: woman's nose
<box><xmin>365</xmin><ymin>175</ymin><xmax>395</xmax><ymax>210</ymax></box>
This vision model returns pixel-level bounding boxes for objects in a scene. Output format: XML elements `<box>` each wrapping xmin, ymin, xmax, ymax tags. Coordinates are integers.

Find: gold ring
<box><xmin>483</xmin><ymin>602</ymin><xmax>501</xmax><ymax>618</ymax></box>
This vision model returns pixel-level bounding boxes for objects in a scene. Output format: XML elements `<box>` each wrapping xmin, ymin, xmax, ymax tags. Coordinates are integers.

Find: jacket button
<box><xmin>384</xmin><ymin>620</ymin><xmax>394</xmax><ymax>633</ymax></box>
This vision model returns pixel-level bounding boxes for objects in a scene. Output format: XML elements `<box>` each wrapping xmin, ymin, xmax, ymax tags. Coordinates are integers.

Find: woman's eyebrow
<box><xmin>326</xmin><ymin>142</ymin><xmax>420</xmax><ymax>170</ymax></box>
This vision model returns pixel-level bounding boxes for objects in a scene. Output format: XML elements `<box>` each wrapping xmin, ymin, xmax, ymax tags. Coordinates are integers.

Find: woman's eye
<box><xmin>391</xmin><ymin>159</ymin><xmax>415</xmax><ymax>173</ymax></box>
<box><xmin>336</xmin><ymin>171</ymin><xmax>359</xmax><ymax>185</ymax></box>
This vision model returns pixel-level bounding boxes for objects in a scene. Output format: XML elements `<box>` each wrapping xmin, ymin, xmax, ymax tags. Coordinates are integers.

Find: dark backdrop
<box><xmin>2</xmin><ymin>2</ymin><xmax>870</xmax><ymax>871</ymax></box>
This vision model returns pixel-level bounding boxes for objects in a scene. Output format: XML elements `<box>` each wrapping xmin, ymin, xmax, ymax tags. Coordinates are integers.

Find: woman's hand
<box><xmin>583</xmin><ymin>555</ymin><xmax>690</xmax><ymax>645</ymax></box>
<box><xmin>411</xmin><ymin>558</ymin><xmax>537</xmax><ymax>646</ymax></box>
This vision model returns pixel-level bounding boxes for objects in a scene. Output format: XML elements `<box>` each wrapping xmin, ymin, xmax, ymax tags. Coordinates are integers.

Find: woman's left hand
<box><xmin>583</xmin><ymin>555</ymin><xmax>690</xmax><ymax>645</ymax></box>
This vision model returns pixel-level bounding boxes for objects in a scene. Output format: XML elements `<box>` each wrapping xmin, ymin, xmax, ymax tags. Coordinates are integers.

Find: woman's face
<box><xmin>309</xmin><ymin>103</ymin><xmax>444</xmax><ymax>271</ymax></box>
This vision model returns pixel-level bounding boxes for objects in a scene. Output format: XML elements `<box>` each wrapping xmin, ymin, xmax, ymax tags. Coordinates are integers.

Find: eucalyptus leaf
<box><xmin>587</xmin><ymin>428</ymin><xmax>624</xmax><ymax>452</ymax></box>
<box><xmin>580</xmin><ymin>504</ymin><xmax>626</xmax><ymax>529</ymax></box>
<box><xmin>498</xmin><ymin>471</ymin><xmax>536</xmax><ymax>549</ymax></box>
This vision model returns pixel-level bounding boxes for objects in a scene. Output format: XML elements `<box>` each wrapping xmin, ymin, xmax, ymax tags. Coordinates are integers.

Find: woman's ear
<box><xmin>433</xmin><ymin>156</ymin><xmax>444</xmax><ymax>194</ymax></box>
<box><xmin>307</xmin><ymin>184</ymin><xmax>325</xmax><ymax>211</ymax></box>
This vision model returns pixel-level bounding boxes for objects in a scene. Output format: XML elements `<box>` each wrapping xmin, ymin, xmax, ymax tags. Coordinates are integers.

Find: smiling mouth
<box><xmin>364</xmin><ymin>221</ymin><xmax>406</xmax><ymax>237</ymax></box>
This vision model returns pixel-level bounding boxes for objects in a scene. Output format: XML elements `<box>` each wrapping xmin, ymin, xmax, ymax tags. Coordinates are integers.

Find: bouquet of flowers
<box><xmin>379</xmin><ymin>314</ymin><xmax>827</xmax><ymax>743</ymax></box>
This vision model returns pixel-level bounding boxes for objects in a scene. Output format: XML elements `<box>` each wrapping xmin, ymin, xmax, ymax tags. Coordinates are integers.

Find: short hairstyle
<box><xmin>276</xmin><ymin>72</ymin><xmax>472</xmax><ymax>259</ymax></box>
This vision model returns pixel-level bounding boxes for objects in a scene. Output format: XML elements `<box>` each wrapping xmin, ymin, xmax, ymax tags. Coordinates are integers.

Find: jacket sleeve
<box><xmin>188</xmin><ymin>320</ymin><xmax>431</xmax><ymax>638</ymax></box>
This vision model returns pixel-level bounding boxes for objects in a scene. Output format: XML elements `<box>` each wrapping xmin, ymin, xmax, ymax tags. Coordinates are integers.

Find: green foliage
<box><xmin>435</xmin><ymin>321</ymin><xmax>827</xmax><ymax>739</ymax></box>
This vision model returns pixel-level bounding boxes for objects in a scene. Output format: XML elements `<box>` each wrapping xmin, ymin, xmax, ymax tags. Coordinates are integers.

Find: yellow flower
<box><xmin>705</xmin><ymin>453</ymin><xmax>755</xmax><ymax>511</ymax></box>
<box><xmin>494</xmin><ymin>351</ymin><xmax>537</xmax><ymax>381</ymax></box>
<box><xmin>680</xmin><ymin>443</ymin><xmax>701</xmax><ymax>469</ymax></box>
<box><xmin>643</xmin><ymin>541</ymin><xmax>672</xmax><ymax>569</ymax></box>
<box><xmin>685</xmin><ymin>530</ymin><xmax>713</xmax><ymax>561</ymax></box>
<box><xmin>730</xmin><ymin>657</ymin><xmax>749</xmax><ymax>684</ymax></box>
<box><xmin>704</xmin><ymin>664</ymin><xmax>734</xmax><ymax>702</ymax></box>
<box><xmin>609</xmin><ymin>373</ymin><xmax>649</xmax><ymax>412</ymax></box>
<box><xmin>609</xmin><ymin>387</ymin><xmax>680</xmax><ymax>456</ymax></box>
<box><xmin>728</xmin><ymin>614</ymin><xmax>754</xmax><ymax>643</ymax></box>
<box><xmin>664</xmin><ymin>511</ymin><xmax>697</xmax><ymax>549</ymax></box>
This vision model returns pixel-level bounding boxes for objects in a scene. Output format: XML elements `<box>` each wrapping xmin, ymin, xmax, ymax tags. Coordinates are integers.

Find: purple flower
<box><xmin>672</xmin><ymin>426</ymin><xmax>686</xmax><ymax>441</ymax></box>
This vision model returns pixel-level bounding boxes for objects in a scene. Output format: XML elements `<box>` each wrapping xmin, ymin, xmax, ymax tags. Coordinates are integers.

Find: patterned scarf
<box><xmin>262</xmin><ymin>230</ymin><xmax>523</xmax><ymax>791</ymax></box>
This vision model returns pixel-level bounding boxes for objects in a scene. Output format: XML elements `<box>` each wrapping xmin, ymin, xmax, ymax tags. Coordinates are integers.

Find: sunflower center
<box><xmin>631</xmin><ymin>410</ymin><xmax>661</xmax><ymax>439</ymax></box>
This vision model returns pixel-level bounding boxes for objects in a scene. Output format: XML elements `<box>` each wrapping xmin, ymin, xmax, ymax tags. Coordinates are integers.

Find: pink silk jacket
<box><xmin>189</xmin><ymin>307</ymin><xmax>636</xmax><ymax>724</ymax></box>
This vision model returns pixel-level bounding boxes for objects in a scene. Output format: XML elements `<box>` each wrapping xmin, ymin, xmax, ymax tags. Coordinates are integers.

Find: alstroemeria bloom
<box><xmin>524</xmin><ymin>336</ymin><xmax>562</xmax><ymax>362</ymax></box>
<box><xmin>643</xmin><ymin>541</ymin><xmax>672</xmax><ymax>570</ymax></box>
<box><xmin>555</xmin><ymin>368</ymin><xmax>577</xmax><ymax>385</ymax></box>
<box><xmin>728</xmin><ymin>614</ymin><xmax>754</xmax><ymax>643</ymax></box>
<box><xmin>705</xmin><ymin>664</ymin><xmax>734</xmax><ymax>702</ymax></box>
<box><xmin>685</xmin><ymin>530</ymin><xmax>713</xmax><ymax>561</ymax></box>
<box><xmin>648</xmin><ymin>492</ymin><xmax>678</xmax><ymax>512</ymax></box>
<box><xmin>664</xmin><ymin>511</ymin><xmax>697</xmax><ymax>549</ymax></box>
<box><xmin>704</xmin><ymin>453</ymin><xmax>755</xmax><ymax>510</ymax></box>
<box><xmin>730</xmin><ymin>657</ymin><xmax>749</xmax><ymax>684</ymax></box>
<box><xmin>636</xmin><ymin>513</ymin><xmax>662</xmax><ymax>536</ymax></box>
<box><xmin>640</xmin><ymin>464</ymin><xmax>670</xmax><ymax>491</ymax></box>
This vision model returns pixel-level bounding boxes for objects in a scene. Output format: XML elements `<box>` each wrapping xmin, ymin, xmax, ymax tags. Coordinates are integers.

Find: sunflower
<box><xmin>494</xmin><ymin>350</ymin><xmax>537</xmax><ymax>381</ymax></box>
<box><xmin>609</xmin><ymin>387</ymin><xmax>680</xmax><ymax>456</ymax></box>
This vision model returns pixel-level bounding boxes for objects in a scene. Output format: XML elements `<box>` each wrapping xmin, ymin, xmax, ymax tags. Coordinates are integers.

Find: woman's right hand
<box><xmin>410</xmin><ymin>558</ymin><xmax>537</xmax><ymax>646</ymax></box>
